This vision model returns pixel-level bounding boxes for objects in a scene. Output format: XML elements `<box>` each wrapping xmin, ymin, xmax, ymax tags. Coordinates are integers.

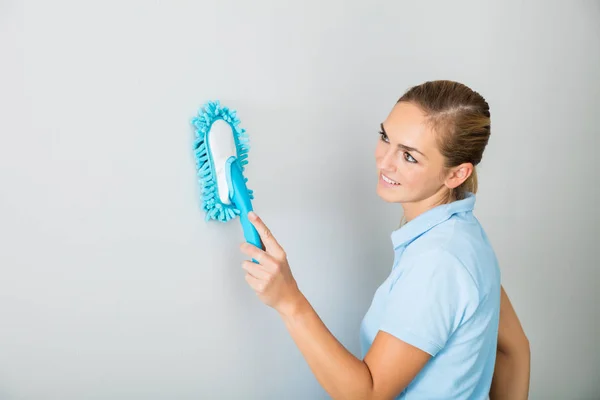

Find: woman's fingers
<box><xmin>241</xmin><ymin>260</ymin><xmax>270</xmax><ymax>280</ymax></box>
<box><xmin>240</xmin><ymin>242</ymin><xmax>277</xmax><ymax>272</ymax></box>
<box><xmin>248</xmin><ymin>212</ymin><xmax>282</xmax><ymax>254</ymax></box>
<box><xmin>239</xmin><ymin>214</ymin><xmax>298</xmax><ymax>312</ymax></box>
<box><xmin>244</xmin><ymin>273</ymin><xmax>266</xmax><ymax>294</ymax></box>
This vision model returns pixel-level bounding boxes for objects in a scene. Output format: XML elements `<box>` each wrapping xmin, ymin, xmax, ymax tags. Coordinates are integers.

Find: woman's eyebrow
<box><xmin>381</xmin><ymin>123</ymin><xmax>427</xmax><ymax>159</ymax></box>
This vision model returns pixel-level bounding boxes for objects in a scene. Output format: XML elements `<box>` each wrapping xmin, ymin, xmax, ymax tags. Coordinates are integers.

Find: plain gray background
<box><xmin>1</xmin><ymin>0</ymin><xmax>598</xmax><ymax>399</ymax></box>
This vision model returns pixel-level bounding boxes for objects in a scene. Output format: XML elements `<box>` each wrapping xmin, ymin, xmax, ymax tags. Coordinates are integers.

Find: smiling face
<box><xmin>375</xmin><ymin>101</ymin><xmax>469</xmax><ymax>214</ymax></box>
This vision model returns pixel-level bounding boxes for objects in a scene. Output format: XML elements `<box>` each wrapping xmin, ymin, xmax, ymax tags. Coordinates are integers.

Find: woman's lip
<box><xmin>380</xmin><ymin>173</ymin><xmax>401</xmax><ymax>187</ymax></box>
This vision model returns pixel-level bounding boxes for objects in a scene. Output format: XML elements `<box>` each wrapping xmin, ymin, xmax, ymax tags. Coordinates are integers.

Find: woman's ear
<box><xmin>444</xmin><ymin>162</ymin><xmax>473</xmax><ymax>189</ymax></box>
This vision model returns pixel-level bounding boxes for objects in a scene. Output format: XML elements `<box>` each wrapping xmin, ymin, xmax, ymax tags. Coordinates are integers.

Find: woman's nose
<box><xmin>377</xmin><ymin>148</ymin><xmax>396</xmax><ymax>172</ymax></box>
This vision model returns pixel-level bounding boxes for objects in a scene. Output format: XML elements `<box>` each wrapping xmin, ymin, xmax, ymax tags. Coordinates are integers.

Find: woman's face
<box><xmin>375</xmin><ymin>101</ymin><xmax>449</xmax><ymax>205</ymax></box>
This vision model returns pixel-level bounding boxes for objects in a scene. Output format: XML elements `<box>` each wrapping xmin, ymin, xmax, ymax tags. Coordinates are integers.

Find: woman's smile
<box><xmin>380</xmin><ymin>172</ymin><xmax>401</xmax><ymax>187</ymax></box>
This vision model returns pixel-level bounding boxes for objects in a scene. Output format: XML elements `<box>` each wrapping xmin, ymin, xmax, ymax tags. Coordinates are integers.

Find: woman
<box><xmin>239</xmin><ymin>80</ymin><xmax>530</xmax><ymax>399</ymax></box>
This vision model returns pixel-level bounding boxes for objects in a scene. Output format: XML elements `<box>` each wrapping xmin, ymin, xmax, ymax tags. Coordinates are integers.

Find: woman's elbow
<box><xmin>498</xmin><ymin>330</ymin><xmax>530</xmax><ymax>358</ymax></box>
<box><xmin>522</xmin><ymin>334</ymin><xmax>531</xmax><ymax>359</ymax></box>
<box><xmin>513</xmin><ymin>333</ymin><xmax>531</xmax><ymax>361</ymax></box>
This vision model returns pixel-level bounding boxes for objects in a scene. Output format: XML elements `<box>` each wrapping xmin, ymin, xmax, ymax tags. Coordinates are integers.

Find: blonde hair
<box><xmin>398</xmin><ymin>80</ymin><xmax>491</xmax><ymax>203</ymax></box>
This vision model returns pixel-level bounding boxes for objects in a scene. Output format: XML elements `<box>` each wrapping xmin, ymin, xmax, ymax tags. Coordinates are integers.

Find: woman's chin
<box><xmin>376</xmin><ymin>185</ymin><xmax>404</xmax><ymax>203</ymax></box>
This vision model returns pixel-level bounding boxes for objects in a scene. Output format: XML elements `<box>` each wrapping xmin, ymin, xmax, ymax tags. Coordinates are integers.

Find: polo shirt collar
<box><xmin>391</xmin><ymin>192</ymin><xmax>476</xmax><ymax>250</ymax></box>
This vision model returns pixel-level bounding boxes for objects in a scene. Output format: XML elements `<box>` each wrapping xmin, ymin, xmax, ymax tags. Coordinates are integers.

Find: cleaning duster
<box><xmin>191</xmin><ymin>100</ymin><xmax>262</xmax><ymax>249</ymax></box>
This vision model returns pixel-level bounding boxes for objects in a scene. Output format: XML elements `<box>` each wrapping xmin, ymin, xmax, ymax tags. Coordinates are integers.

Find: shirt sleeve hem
<box><xmin>379</xmin><ymin>326</ymin><xmax>442</xmax><ymax>357</ymax></box>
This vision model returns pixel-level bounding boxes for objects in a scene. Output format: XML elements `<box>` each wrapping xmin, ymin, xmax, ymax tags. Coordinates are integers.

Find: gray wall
<box><xmin>1</xmin><ymin>0</ymin><xmax>598</xmax><ymax>399</ymax></box>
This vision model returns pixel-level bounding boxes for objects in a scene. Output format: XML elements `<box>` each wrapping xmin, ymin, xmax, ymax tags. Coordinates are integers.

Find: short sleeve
<box><xmin>379</xmin><ymin>250</ymin><xmax>478</xmax><ymax>356</ymax></box>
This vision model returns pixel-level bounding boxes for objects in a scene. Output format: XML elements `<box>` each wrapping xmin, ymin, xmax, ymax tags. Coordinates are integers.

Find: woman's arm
<box><xmin>490</xmin><ymin>285</ymin><xmax>531</xmax><ymax>400</ymax></box>
<box><xmin>279</xmin><ymin>293</ymin><xmax>430</xmax><ymax>400</ymax></box>
<box><xmin>240</xmin><ymin>212</ymin><xmax>430</xmax><ymax>400</ymax></box>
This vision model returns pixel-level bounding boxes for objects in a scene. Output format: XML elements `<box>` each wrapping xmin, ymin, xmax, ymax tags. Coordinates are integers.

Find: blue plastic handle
<box><xmin>226</xmin><ymin>157</ymin><xmax>263</xmax><ymax>252</ymax></box>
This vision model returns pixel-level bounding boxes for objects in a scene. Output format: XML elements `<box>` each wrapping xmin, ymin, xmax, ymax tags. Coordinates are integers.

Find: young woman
<box><xmin>239</xmin><ymin>80</ymin><xmax>530</xmax><ymax>399</ymax></box>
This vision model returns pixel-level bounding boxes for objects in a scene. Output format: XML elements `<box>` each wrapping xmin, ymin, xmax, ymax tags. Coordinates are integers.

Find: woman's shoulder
<box><xmin>406</xmin><ymin>213</ymin><xmax>496</xmax><ymax>261</ymax></box>
<box><xmin>400</xmin><ymin>218</ymin><xmax>500</xmax><ymax>294</ymax></box>
<box><xmin>400</xmin><ymin>241</ymin><xmax>470</xmax><ymax>275</ymax></box>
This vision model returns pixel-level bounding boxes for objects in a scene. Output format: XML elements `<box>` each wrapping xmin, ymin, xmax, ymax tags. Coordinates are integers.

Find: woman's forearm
<box><xmin>279</xmin><ymin>292</ymin><xmax>374</xmax><ymax>400</ymax></box>
<box><xmin>490</xmin><ymin>346</ymin><xmax>531</xmax><ymax>400</ymax></box>
<box><xmin>491</xmin><ymin>285</ymin><xmax>531</xmax><ymax>399</ymax></box>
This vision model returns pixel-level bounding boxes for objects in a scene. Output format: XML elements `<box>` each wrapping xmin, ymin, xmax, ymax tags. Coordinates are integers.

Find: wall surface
<box><xmin>1</xmin><ymin>0</ymin><xmax>598</xmax><ymax>398</ymax></box>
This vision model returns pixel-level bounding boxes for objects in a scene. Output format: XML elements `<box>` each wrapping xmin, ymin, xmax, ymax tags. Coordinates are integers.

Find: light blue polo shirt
<box><xmin>360</xmin><ymin>193</ymin><xmax>501</xmax><ymax>399</ymax></box>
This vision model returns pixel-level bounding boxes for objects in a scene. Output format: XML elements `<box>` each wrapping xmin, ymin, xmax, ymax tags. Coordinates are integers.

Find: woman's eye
<box><xmin>404</xmin><ymin>152</ymin><xmax>417</xmax><ymax>163</ymax></box>
<box><xmin>379</xmin><ymin>131</ymin><xmax>389</xmax><ymax>143</ymax></box>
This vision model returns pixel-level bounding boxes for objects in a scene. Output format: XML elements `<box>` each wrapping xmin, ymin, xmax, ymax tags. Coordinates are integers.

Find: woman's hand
<box><xmin>239</xmin><ymin>211</ymin><xmax>303</xmax><ymax>316</ymax></box>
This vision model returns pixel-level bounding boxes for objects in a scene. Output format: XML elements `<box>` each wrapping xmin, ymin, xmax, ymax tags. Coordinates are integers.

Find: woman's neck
<box><xmin>401</xmin><ymin>188</ymin><xmax>454</xmax><ymax>223</ymax></box>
